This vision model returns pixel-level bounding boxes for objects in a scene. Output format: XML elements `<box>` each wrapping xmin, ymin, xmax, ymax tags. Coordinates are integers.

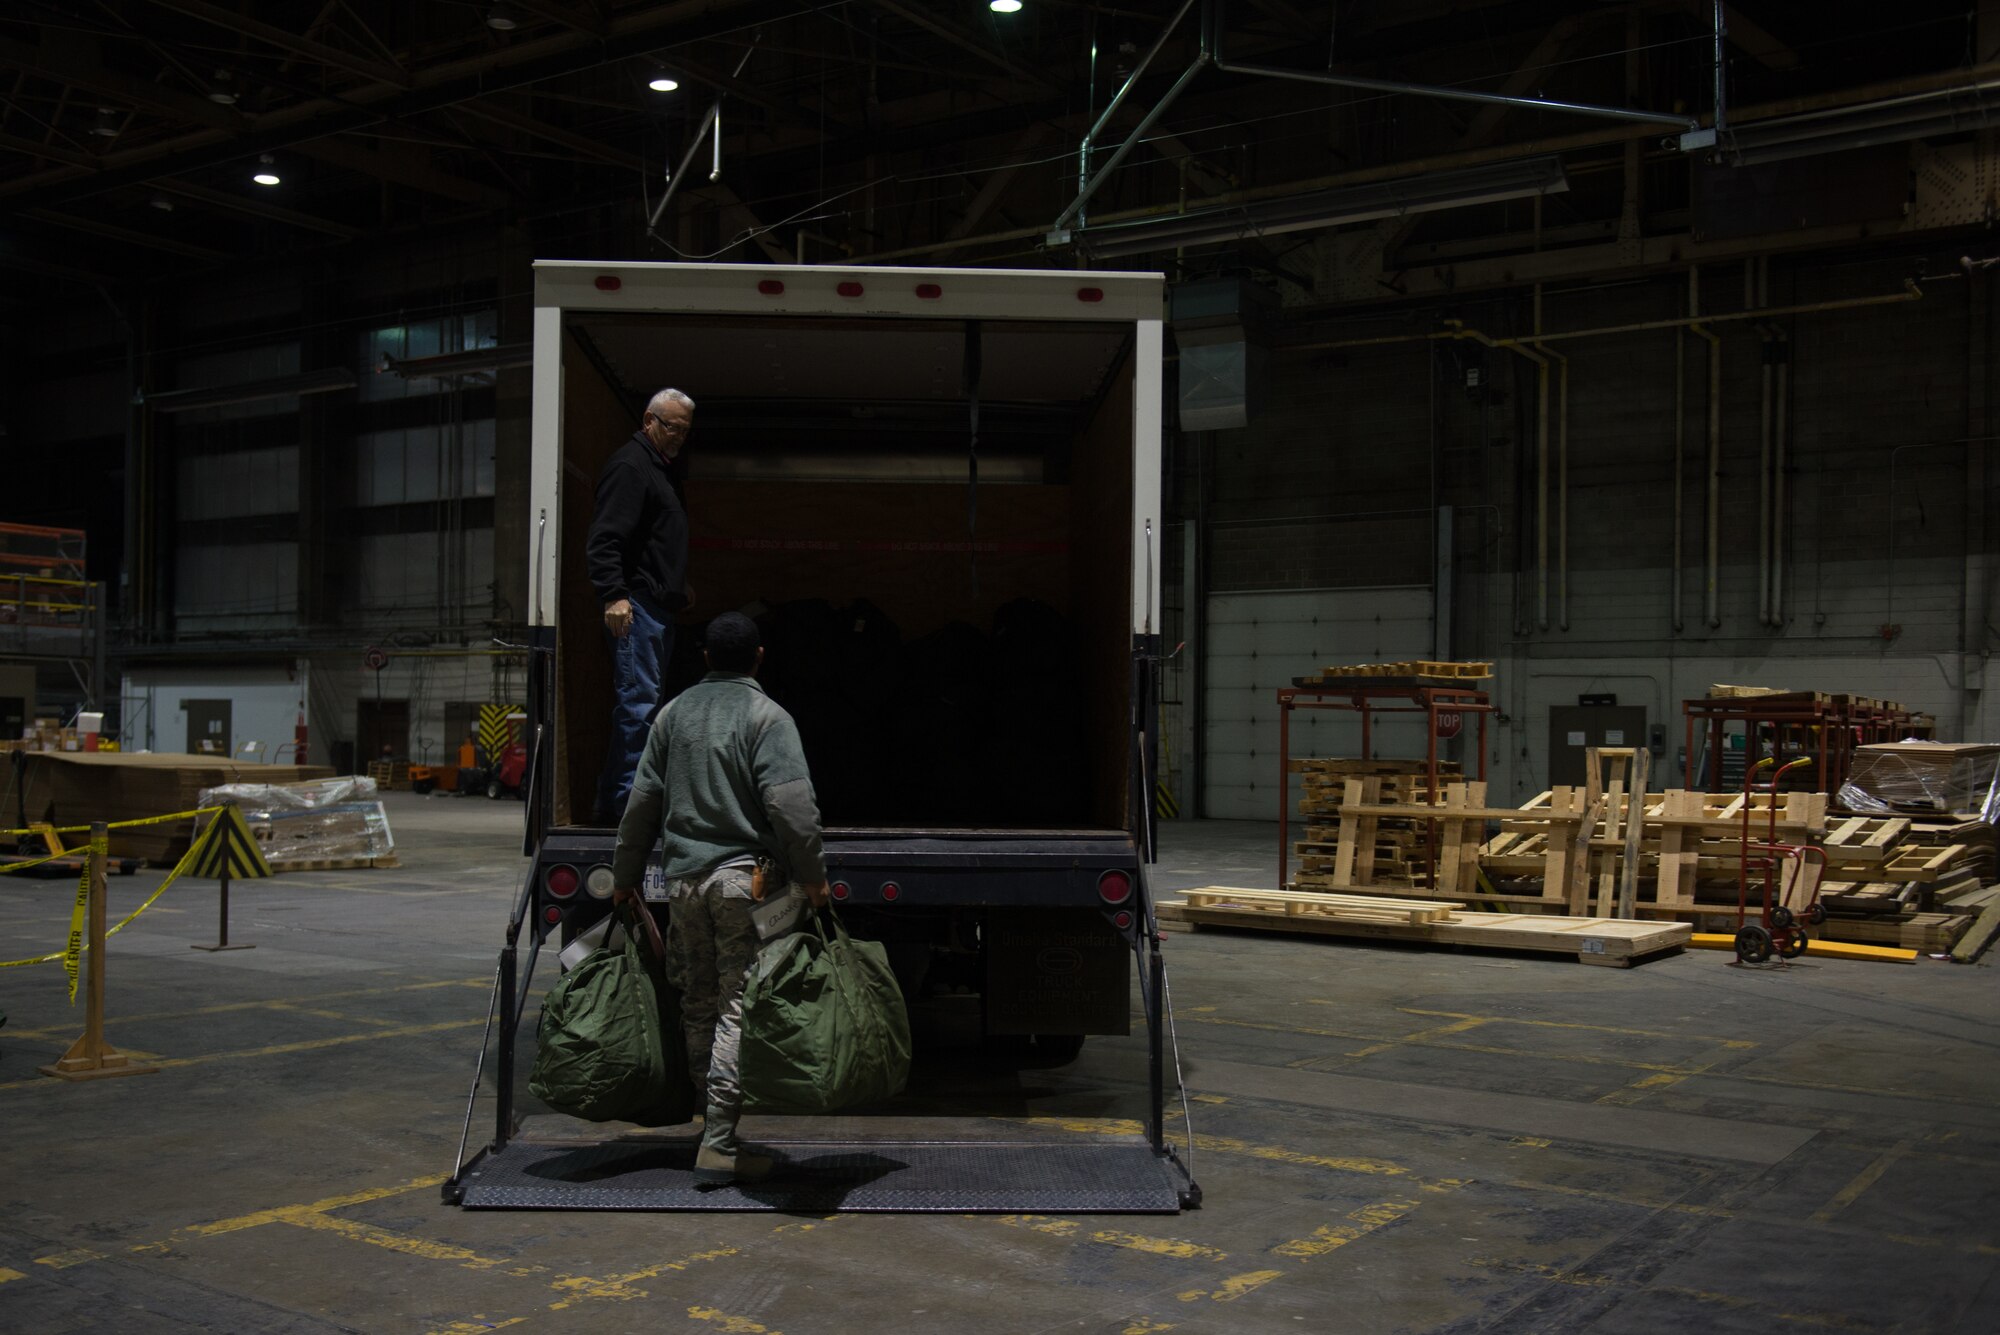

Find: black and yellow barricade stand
<box><xmin>39</xmin><ymin>823</ymin><xmax>159</xmax><ymax>1083</ymax></box>
<box><xmin>187</xmin><ymin>805</ymin><xmax>272</xmax><ymax>952</ymax></box>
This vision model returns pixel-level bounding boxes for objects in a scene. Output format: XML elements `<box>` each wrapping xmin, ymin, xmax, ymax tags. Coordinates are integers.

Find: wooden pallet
<box><xmin>1179</xmin><ymin>886</ymin><xmax>1457</xmax><ymax>925</ymax></box>
<box><xmin>1159</xmin><ymin>887</ymin><xmax>1690</xmax><ymax>967</ymax></box>
<box><xmin>1818</xmin><ymin>911</ymin><xmax>1973</xmax><ymax>952</ymax></box>
<box><xmin>268</xmin><ymin>853</ymin><xmax>402</xmax><ymax>872</ymax></box>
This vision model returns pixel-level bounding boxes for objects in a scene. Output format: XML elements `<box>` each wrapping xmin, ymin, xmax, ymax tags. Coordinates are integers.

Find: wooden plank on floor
<box><xmin>1157</xmin><ymin>892</ymin><xmax>1690</xmax><ymax>966</ymax></box>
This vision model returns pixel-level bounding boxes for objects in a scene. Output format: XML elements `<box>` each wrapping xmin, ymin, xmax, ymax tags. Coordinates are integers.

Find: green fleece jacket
<box><xmin>611</xmin><ymin>672</ymin><xmax>827</xmax><ymax>890</ymax></box>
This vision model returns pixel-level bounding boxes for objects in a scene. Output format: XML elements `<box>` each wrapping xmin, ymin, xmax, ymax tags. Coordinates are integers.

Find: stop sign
<box><xmin>1435</xmin><ymin>709</ymin><xmax>1463</xmax><ymax>740</ymax></box>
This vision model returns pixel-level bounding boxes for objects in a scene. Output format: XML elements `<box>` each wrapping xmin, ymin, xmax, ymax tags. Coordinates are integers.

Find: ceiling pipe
<box><xmin>1534</xmin><ymin>284</ymin><xmax>1572</xmax><ymax>634</ymax></box>
<box><xmin>1673</xmin><ymin>322</ymin><xmax>1686</xmax><ymax>633</ymax></box>
<box><xmin>1757</xmin><ymin>263</ymin><xmax>1774</xmax><ymax>629</ymax></box>
<box><xmin>1690</xmin><ymin>266</ymin><xmax>1723</xmax><ymax>630</ymax></box>
<box><xmin>1438</xmin><ymin>320</ymin><xmax>1552</xmax><ymax>632</ymax></box>
<box><xmin>1058</xmin><ymin>0</ymin><xmax>1201</xmax><ymax>237</ymax></box>
<box><xmin>1207</xmin><ymin>0</ymin><xmax>1696</xmax><ymax>131</ymax></box>
<box><xmin>645</xmin><ymin>35</ymin><xmax>759</xmax><ymax>237</ymax></box>
<box><xmin>1049</xmin><ymin>0</ymin><xmax>1206</xmax><ymax>240</ymax></box>
<box><xmin>1771</xmin><ymin>318</ymin><xmax>1791</xmax><ymax>628</ymax></box>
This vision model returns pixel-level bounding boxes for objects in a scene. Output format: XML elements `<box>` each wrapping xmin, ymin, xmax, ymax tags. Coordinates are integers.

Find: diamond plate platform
<box><xmin>453</xmin><ymin>1137</ymin><xmax>1187</xmax><ymax>1213</ymax></box>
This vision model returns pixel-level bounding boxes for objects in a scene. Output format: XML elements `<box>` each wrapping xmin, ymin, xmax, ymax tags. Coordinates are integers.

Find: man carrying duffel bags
<box><xmin>611</xmin><ymin>611</ymin><xmax>833</xmax><ymax>1186</ymax></box>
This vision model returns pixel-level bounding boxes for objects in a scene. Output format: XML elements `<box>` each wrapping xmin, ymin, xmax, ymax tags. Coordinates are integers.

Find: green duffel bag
<box><xmin>739</xmin><ymin>906</ymin><xmax>912</xmax><ymax>1115</ymax></box>
<box><xmin>529</xmin><ymin>904</ymin><xmax>698</xmax><ymax>1126</ymax></box>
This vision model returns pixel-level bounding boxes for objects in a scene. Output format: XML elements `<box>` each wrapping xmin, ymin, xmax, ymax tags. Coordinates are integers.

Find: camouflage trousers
<box><xmin>662</xmin><ymin>866</ymin><xmax>760</xmax><ymax>1149</ymax></box>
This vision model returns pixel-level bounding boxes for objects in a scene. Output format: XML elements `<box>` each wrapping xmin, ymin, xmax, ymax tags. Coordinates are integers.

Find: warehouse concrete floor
<box><xmin>2</xmin><ymin>794</ymin><xmax>1997</xmax><ymax>1333</ymax></box>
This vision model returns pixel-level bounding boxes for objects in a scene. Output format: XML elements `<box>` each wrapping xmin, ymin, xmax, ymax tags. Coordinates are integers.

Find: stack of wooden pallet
<box><xmin>1295</xmin><ymin>659</ymin><xmax>1493</xmax><ymax>686</ymax></box>
<box><xmin>1293</xmin><ymin>759</ymin><xmax>1457</xmax><ymax>890</ymax></box>
<box><xmin>1708</xmin><ymin>684</ymin><xmax>1909</xmax><ymax>712</ymax></box>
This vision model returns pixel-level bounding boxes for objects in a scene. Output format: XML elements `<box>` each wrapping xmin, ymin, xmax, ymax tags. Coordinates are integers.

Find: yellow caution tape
<box><xmin>0</xmin><ymin>805</ymin><xmax>222</xmax><ymax>840</ymax></box>
<box><xmin>0</xmin><ymin>821</ymin><xmax>208</xmax><ymax>972</ymax></box>
<box><xmin>60</xmin><ymin>840</ymin><xmax>94</xmax><ymax>1003</ymax></box>
<box><xmin>0</xmin><ymin>847</ymin><xmax>72</xmax><ymax>875</ymax></box>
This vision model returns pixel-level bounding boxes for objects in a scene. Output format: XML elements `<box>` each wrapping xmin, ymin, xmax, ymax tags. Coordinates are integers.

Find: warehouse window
<box><xmin>354</xmin><ymin>419</ymin><xmax>494</xmax><ymax>505</ymax></box>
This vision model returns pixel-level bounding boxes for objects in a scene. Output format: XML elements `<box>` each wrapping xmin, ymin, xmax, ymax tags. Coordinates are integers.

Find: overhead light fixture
<box><xmin>90</xmin><ymin>107</ymin><xmax>120</xmax><ymax>138</ymax></box>
<box><xmin>648</xmin><ymin>74</ymin><xmax>680</xmax><ymax>93</ymax></box>
<box><xmin>1076</xmin><ymin>155</ymin><xmax>1570</xmax><ymax>258</ymax></box>
<box><xmin>485</xmin><ymin>2</ymin><xmax>519</xmax><ymax>31</ymax></box>
<box><xmin>991</xmin><ymin>0</ymin><xmax>1024</xmax><ymax>11</ymax></box>
<box><xmin>207</xmin><ymin>70</ymin><xmax>239</xmax><ymax>105</ymax></box>
<box><xmin>1718</xmin><ymin>81</ymin><xmax>2000</xmax><ymax>166</ymax></box>
<box><xmin>149</xmin><ymin>196</ymin><xmax>175</xmax><ymax>212</ymax></box>
<box><xmin>252</xmin><ymin>152</ymin><xmax>281</xmax><ymax>187</ymax></box>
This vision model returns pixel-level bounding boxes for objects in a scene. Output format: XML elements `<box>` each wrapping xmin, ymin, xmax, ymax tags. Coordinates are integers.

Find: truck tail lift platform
<box><xmin>443</xmin><ymin>842</ymin><xmax>1199</xmax><ymax>1214</ymax></box>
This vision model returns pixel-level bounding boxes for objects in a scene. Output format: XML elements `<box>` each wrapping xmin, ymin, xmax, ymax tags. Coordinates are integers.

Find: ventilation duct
<box><xmin>1170</xmin><ymin>278</ymin><xmax>1276</xmax><ymax>432</ymax></box>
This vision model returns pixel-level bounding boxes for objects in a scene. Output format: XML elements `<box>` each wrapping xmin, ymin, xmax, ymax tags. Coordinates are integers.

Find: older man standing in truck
<box><xmin>612</xmin><ymin>612</ymin><xmax>833</xmax><ymax>1186</ymax></box>
<box><xmin>587</xmin><ymin>387</ymin><xmax>695</xmax><ymax>824</ymax></box>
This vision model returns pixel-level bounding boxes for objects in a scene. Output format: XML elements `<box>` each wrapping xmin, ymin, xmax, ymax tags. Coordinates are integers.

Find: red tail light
<box><xmin>837</xmin><ymin>280</ymin><xmax>864</xmax><ymax>297</ymax></box>
<box><xmin>1097</xmin><ymin>869</ymin><xmax>1132</xmax><ymax>904</ymax></box>
<box><xmin>545</xmin><ymin>864</ymin><xmax>579</xmax><ymax>898</ymax></box>
<box><xmin>543</xmin><ymin>904</ymin><xmax>564</xmax><ymax>924</ymax></box>
<box><xmin>1114</xmin><ymin>910</ymin><xmax>1133</xmax><ymax>930</ymax></box>
<box><xmin>880</xmin><ymin>882</ymin><xmax>901</xmax><ymax>902</ymax></box>
<box><xmin>831</xmin><ymin>881</ymin><xmax>851</xmax><ymax>901</ymax></box>
<box><xmin>594</xmin><ymin>275</ymin><xmax>622</xmax><ymax>291</ymax></box>
<box><xmin>915</xmin><ymin>283</ymin><xmax>942</xmax><ymax>299</ymax></box>
<box><xmin>758</xmin><ymin>279</ymin><xmax>785</xmax><ymax>295</ymax></box>
<box><xmin>1077</xmin><ymin>287</ymin><xmax>1104</xmax><ymax>303</ymax></box>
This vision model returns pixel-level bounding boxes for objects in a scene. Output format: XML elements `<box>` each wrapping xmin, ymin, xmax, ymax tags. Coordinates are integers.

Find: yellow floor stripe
<box><xmin>0</xmin><ymin>1020</ymin><xmax>488</xmax><ymax>1091</ymax></box>
<box><xmin>1179</xmin><ymin>1194</ymin><xmax>1436</xmax><ymax>1303</ymax></box>
<box><xmin>282</xmin><ymin>1211</ymin><xmax>548</xmax><ymax>1275</ymax></box>
<box><xmin>1346</xmin><ymin>1016</ymin><xmax>1488</xmax><ymax>1060</ymax></box>
<box><xmin>33</xmin><ymin>1249</ymin><xmax>102</xmax><ymax>1269</ymax></box>
<box><xmin>687</xmin><ymin>1307</ymin><xmax>779</xmax><ymax>1334</ymax></box>
<box><xmin>426</xmin><ymin>1318</ymin><xmax>528</xmax><ymax>1335</ymax></box>
<box><xmin>0</xmin><ymin>1266</ymin><xmax>29</xmax><ymax>1283</ymax></box>
<box><xmin>1810</xmin><ymin>1142</ymin><xmax>1912</xmax><ymax>1225</ymax></box>
<box><xmin>1187</xmin><ymin>1015</ymin><xmax>1717</xmax><ymax>1077</ymax></box>
<box><xmin>1471</xmin><ymin>1258</ymin><xmax>1887</xmax><ymax>1331</ymax></box>
<box><xmin>1</xmin><ymin>977</ymin><xmax>486</xmax><ymax>1041</ymax></box>
<box><xmin>1018</xmin><ymin>1117</ymin><xmax>1430</xmax><ymax>1183</ymax></box>
<box><xmin>996</xmin><ymin>1215</ymin><xmax>1226</xmax><ymax>1261</ymax></box>
<box><xmin>1392</xmin><ymin>1006</ymin><xmax>1756</xmax><ymax>1048</ymax></box>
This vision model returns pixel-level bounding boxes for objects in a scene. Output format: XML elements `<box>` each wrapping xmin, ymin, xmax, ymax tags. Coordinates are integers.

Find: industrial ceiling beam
<box><xmin>862</xmin><ymin>0</ymin><xmax>1049</xmax><ymax>90</ymax></box>
<box><xmin>21</xmin><ymin>207</ymin><xmax>230</xmax><ymax>260</ymax></box>
<box><xmin>0</xmin><ymin>0</ymin><xmax>808</xmax><ymax>213</ymax></box>
<box><xmin>134</xmin><ymin>0</ymin><xmax>411</xmax><ymax>88</ymax></box>
<box><xmin>293</xmin><ymin>137</ymin><xmax>512</xmax><ymax>208</ymax></box>
<box><xmin>456</xmin><ymin>99</ymin><xmax>647</xmax><ymax>174</ymax></box>
<box><xmin>152</xmin><ymin>177</ymin><xmax>359</xmax><ymax>238</ymax></box>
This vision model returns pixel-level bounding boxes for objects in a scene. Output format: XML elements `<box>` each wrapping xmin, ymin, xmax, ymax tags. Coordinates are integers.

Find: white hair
<box><xmin>648</xmin><ymin>387</ymin><xmax>695</xmax><ymax>415</ymax></box>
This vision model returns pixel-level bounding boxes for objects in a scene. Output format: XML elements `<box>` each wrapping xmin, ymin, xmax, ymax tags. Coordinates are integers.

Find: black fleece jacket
<box><xmin>585</xmin><ymin>430</ymin><xmax>688</xmax><ymax>610</ymax></box>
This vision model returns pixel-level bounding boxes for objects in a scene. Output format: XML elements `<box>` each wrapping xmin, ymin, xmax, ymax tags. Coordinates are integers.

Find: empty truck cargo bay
<box><xmin>2</xmin><ymin>793</ymin><xmax>1994</xmax><ymax>1334</ymax></box>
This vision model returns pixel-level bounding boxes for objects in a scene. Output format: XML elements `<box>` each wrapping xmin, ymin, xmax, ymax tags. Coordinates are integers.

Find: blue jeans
<box><xmin>597</xmin><ymin>593</ymin><xmax>675</xmax><ymax>823</ymax></box>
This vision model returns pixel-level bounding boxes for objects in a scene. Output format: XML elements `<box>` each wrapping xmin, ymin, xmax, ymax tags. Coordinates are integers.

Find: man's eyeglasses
<box><xmin>645</xmin><ymin>414</ymin><xmax>690</xmax><ymax>436</ymax></box>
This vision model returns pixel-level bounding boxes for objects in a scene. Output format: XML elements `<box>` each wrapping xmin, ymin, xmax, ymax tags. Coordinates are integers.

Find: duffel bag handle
<box><xmin>617</xmin><ymin>894</ymin><xmax>666</xmax><ymax>961</ymax></box>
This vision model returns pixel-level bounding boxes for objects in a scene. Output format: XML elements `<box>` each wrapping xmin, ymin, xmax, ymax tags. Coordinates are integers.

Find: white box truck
<box><xmin>450</xmin><ymin>262</ymin><xmax>1196</xmax><ymax>1212</ymax></box>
